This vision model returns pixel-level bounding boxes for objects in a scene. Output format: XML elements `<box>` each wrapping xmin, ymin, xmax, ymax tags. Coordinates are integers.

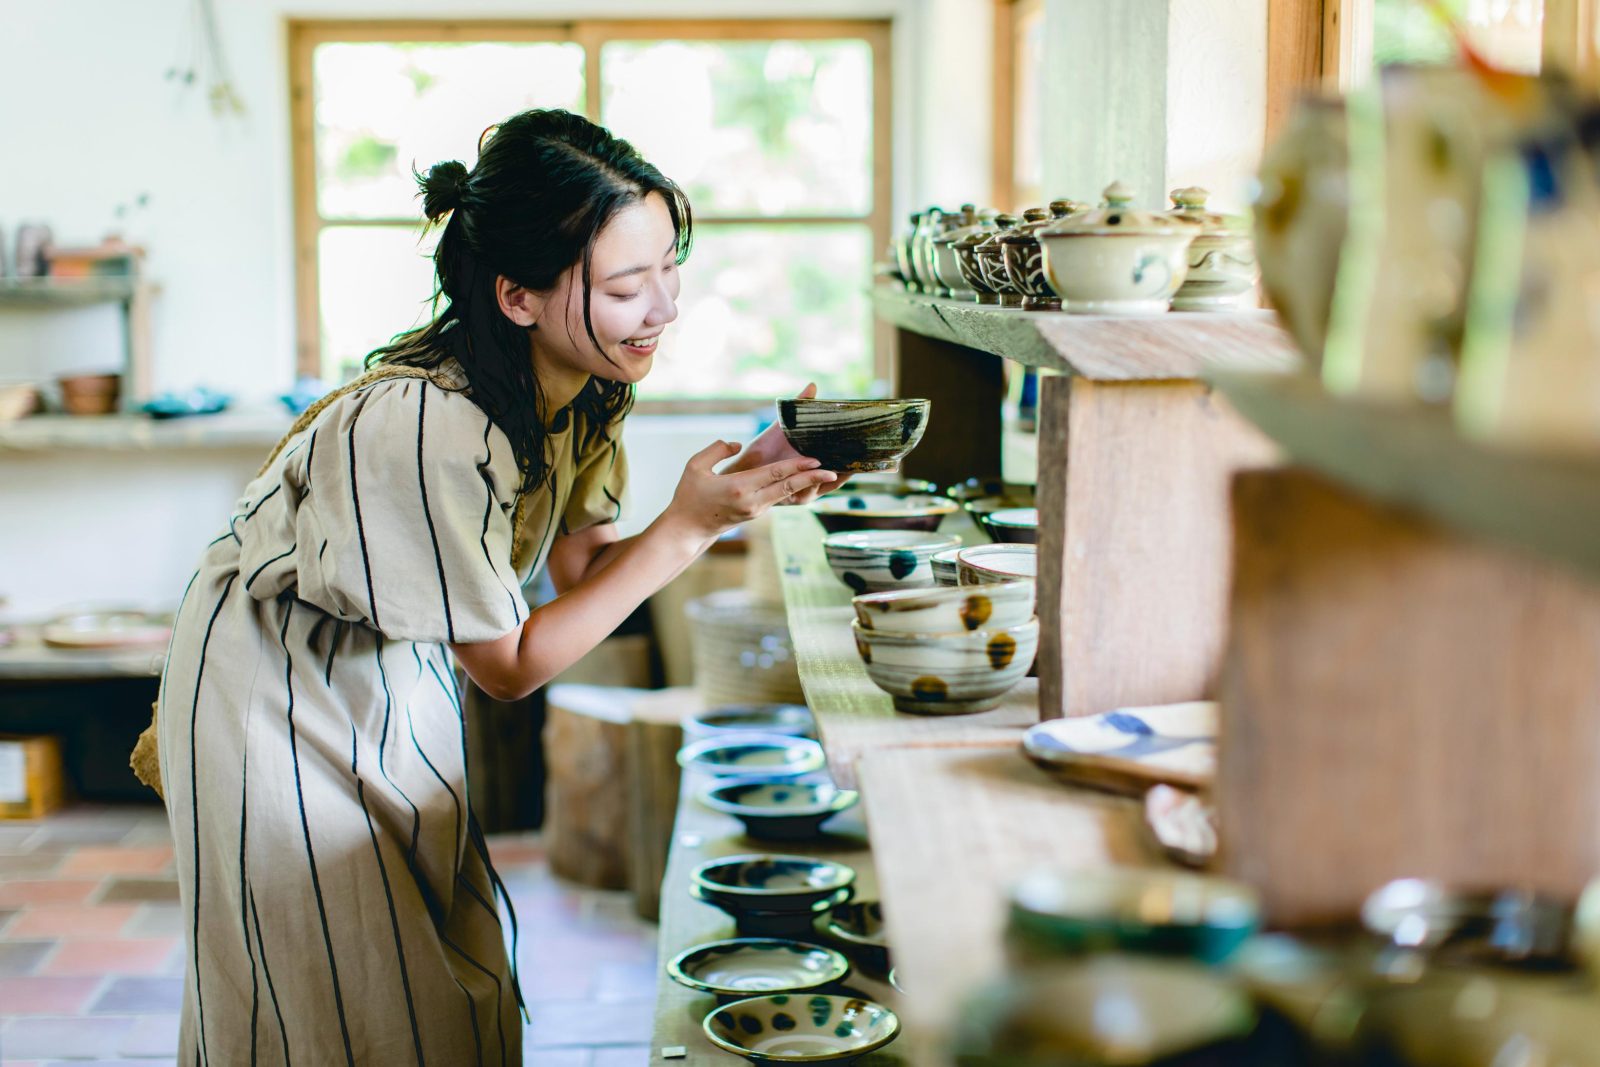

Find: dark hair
<box><xmin>368</xmin><ymin>108</ymin><xmax>693</xmax><ymax>495</ymax></box>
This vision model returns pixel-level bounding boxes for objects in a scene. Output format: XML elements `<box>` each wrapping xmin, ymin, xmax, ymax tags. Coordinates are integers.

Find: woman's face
<box><xmin>531</xmin><ymin>190</ymin><xmax>681</xmax><ymax>389</ymax></box>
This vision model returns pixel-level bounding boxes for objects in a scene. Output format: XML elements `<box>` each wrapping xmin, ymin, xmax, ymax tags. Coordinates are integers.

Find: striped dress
<box><xmin>156</xmin><ymin>364</ymin><xmax>626</xmax><ymax>1066</ymax></box>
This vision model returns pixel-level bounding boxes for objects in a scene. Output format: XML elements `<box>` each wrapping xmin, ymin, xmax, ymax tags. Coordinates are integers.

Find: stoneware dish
<box><xmin>1022</xmin><ymin>701</ymin><xmax>1218</xmax><ymax>794</ymax></box>
<box><xmin>957</xmin><ymin>543</ymin><xmax>1038</xmax><ymax>585</ymax></box>
<box><xmin>985</xmin><ymin>507</ymin><xmax>1039</xmax><ymax>544</ymax></box>
<box><xmin>677</xmin><ymin>734</ymin><xmax>827</xmax><ymax>781</ymax></box>
<box><xmin>776</xmin><ymin>398</ymin><xmax>930</xmax><ymax>474</ymax></box>
<box><xmin>1038</xmin><ymin>181</ymin><xmax>1196</xmax><ymax>314</ymax></box>
<box><xmin>703</xmin><ymin>994</ymin><xmax>901</xmax><ymax>1064</ymax></box>
<box><xmin>1361</xmin><ymin>879</ymin><xmax>1575</xmax><ymax>970</ymax></box>
<box><xmin>701</xmin><ymin>778</ymin><xmax>860</xmax><ymax>842</ymax></box>
<box><xmin>811</xmin><ymin>493</ymin><xmax>958</xmax><ymax>534</ymax></box>
<box><xmin>824</xmin><ymin>900</ymin><xmax>891</xmax><ymax>976</ymax></box>
<box><xmin>686</xmin><ymin>704</ymin><xmax>817</xmax><ymax>741</ymax></box>
<box><xmin>692</xmin><ymin>884</ymin><xmax>854</xmax><ymax>939</ymax></box>
<box><xmin>852</xmin><ymin>617</ymin><xmax>1039</xmax><ymax>715</ymax></box>
<box><xmin>693</xmin><ymin>855</ymin><xmax>857</xmax><ymax>938</ymax></box>
<box><xmin>945</xmin><ymin>480</ymin><xmax>1036</xmax><ymax>540</ymax></box>
<box><xmin>821</xmin><ymin>530</ymin><xmax>961</xmax><ymax>594</ymax></box>
<box><xmin>1007</xmin><ymin>867</ymin><xmax>1261</xmax><ymax>965</ymax></box>
<box><xmin>832</xmin><ymin>474</ymin><xmax>937</xmax><ymax>498</ymax></box>
<box><xmin>852</xmin><ymin>580</ymin><xmax>1035</xmax><ymax>635</ymax></box>
<box><xmin>930</xmin><ymin>547</ymin><xmax>964</xmax><ymax>586</ymax></box>
<box><xmin>667</xmin><ymin>938</ymin><xmax>851</xmax><ymax>1003</ymax></box>
<box><xmin>1165</xmin><ymin>186</ymin><xmax>1260</xmax><ymax>311</ymax></box>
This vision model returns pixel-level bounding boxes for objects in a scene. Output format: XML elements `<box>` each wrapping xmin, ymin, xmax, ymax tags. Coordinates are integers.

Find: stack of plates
<box><xmin>685</xmin><ymin>589</ymin><xmax>804</xmax><ymax>708</ymax></box>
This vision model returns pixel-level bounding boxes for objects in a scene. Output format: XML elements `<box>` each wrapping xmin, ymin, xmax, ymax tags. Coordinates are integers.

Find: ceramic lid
<box><xmin>997</xmin><ymin>207</ymin><xmax>1055</xmax><ymax>244</ymax></box>
<box><xmin>1041</xmin><ymin>181</ymin><xmax>1189</xmax><ymax>237</ymax></box>
<box><xmin>1166</xmin><ymin>186</ymin><xmax>1248</xmax><ymax>237</ymax></box>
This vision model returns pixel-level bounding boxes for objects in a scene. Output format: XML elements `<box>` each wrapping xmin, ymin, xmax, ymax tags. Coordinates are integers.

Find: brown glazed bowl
<box><xmin>812</xmin><ymin>493</ymin><xmax>958</xmax><ymax>534</ymax></box>
<box><xmin>777</xmin><ymin>398</ymin><xmax>931</xmax><ymax>474</ymax></box>
<box><xmin>58</xmin><ymin>372</ymin><xmax>120</xmax><ymax>416</ymax></box>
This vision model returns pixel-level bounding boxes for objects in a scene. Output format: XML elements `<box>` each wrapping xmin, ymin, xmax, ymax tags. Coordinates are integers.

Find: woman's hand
<box><xmin>658</xmin><ymin>439</ymin><xmax>836</xmax><ymax>545</ymax></box>
<box><xmin>725</xmin><ymin>383</ymin><xmax>847</xmax><ymax>505</ymax></box>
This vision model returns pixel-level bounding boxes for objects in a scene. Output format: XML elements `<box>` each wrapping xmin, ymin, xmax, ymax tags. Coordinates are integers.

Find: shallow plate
<box><xmin>688</xmin><ymin>705</ymin><xmax>817</xmax><ymax>740</ymax></box>
<box><xmin>1022</xmin><ymin>701</ymin><xmax>1217</xmax><ymax>793</ymax></box>
<box><xmin>668</xmin><ymin>938</ymin><xmax>850</xmax><ymax>1001</ymax></box>
<box><xmin>702</xmin><ymin>779</ymin><xmax>859</xmax><ymax>842</ymax></box>
<box><xmin>41</xmin><ymin>611</ymin><xmax>171</xmax><ymax>650</ymax></box>
<box><xmin>704</xmin><ymin>994</ymin><xmax>901</xmax><ymax>1064</ymax></box>
<box><xmin>678</xmin><ymin>734</ymin><xmax>827</xmax><ymax>780</ymax></box>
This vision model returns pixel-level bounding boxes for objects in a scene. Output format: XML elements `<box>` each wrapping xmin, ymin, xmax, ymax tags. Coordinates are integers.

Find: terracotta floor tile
<box><xmin>0</xmin><ymin>1015</ymin><xmax>136</xmax><ymax>1060</ymax></box>
<box><xmin>0</xmin><ymin>907</ymin><xmax>15</xmax><ymax>934</ymax></box>
<box><xmin>57</xmin><ymin>845</ymin><xmax>174</xmax><ymax>877</ymax></box>
<box><xmin>96</xmin><ymin>876</ymin><xmax>180</xmax><ymax>904</ymax></box>
<box><xmin>118</xmin><ymin>1011</ymin><xmax>180</xmax><ymax>1057</ymax></box>
<box><xmin>0</xmin><ymin>939</ymin><xmax>57</xmax><ymax>978</ymax></box>
<box><xmin>42</xmin><ymin>937</ymin><xmax>178</xmax><ymax>977</ymax></box>
<box><xmin>0</xmin><ymin>825</ymin><xmax>40</xmax><ymax>852</ymax></box>
<box><xmin>0</xmin><ymin>880</ymin><xmax>101</xmax><ymax>907</ymax></box>
<box><xmin>0</xmin><ymin>976</ymin><xmax>104</xmax><ymax>1014</ymax></box>
<box><xmin>0</xmin><ymin>852</ymin><xmax>65</xmax><ymax>879</ymax></box>
<box><xmin>8</xmin><ymin>904</ymin><xmax>140</xmax><ymax>939</ymax></box>
<box><xmin>89</xmin><ymin>976</ymin><xmax>184</xmax><ymax>1015</ymax></box>
<box><xmin>25</xmin><ymin>823</ymin><xmax>135</xmax><ymax>850</ymax></box>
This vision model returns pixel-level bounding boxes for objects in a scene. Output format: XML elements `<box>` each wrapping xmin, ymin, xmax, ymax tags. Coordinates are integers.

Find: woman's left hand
<box><xmin>726</xmin><ymin>383</ymin><xmax>846</xmax><ymax>504</ymax></box>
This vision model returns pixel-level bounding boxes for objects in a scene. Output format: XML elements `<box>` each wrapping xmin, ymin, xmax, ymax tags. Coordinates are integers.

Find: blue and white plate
<box><xmin>1022</xmin><ymin>701</ymin><xmax>1216</xmax><ymax>794</ymax></box>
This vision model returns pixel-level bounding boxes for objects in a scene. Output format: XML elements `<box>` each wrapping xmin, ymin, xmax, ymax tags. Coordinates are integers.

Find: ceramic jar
<box><xmin>1165</xmin><ymin>187</ymin><xmax>1260</xmax><ymax>311</ymax></box>
<box><xmin>908</xmin><ymin>209</ymin><xmax>944</xmax><ymax>293</ymax></box>
<box><xmin>954</xmin><ymin>215</ymin><xmax>1010</xmax><ymax>305</ymax></box>
<box><xmin>895</xmin><ymin>212</ymin><xmax>923</xmax><ymax>292</ymax></box>
<box><xmin>973</xmin><ymin>216</ymin><xmax>1026</xmax><ymax>308</ymax></box>
<box><xmin>932</xmin><ymin>209</ymin><xmax>991</xmax><ymax>301</ymax></box>
<box><xmin>1038</xmin><ymin>181</ymin><xmax>1196</xmax><ymax>314</ymax></box>
<box><xmin>917</xmin><ymin>205</ymin><xmax>977</xmax><ymax>298</ymax></box>
<box><xmin>1000</xmin><ymin>202</ymin><xmax>1083</xmax><ymax>312</ymax></box>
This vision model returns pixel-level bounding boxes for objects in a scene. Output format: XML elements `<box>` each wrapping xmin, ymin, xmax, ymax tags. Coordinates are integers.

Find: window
<box><xmin>992</xmin><ymin>0</ymin><xmax>1044</xmax><ymax>213</ymax></box>
<box><xmin>1370</xmin><ymin>0</ymin><xmax>1543</xmax><ymax>76</ymax></box>
<box><xmin>289</xmin><ymin>20</ymin><xmax>892</xmax><ymax>407</ymax></box>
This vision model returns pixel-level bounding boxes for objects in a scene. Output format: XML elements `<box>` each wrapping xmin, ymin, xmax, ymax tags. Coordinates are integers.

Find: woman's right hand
<box><xmin>658</xmin><ymin>440</ymin><xmax>836</xmax><ymax>544</ymax></box>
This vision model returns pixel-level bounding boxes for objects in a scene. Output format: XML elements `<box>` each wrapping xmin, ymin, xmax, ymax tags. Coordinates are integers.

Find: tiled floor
<box><xmin>0</xmin><ymin>805</ymin><xmax>656</xmax><ymax>1065</ymax></box>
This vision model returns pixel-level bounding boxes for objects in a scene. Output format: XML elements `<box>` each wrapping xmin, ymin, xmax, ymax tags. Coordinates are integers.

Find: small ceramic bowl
<box><xmin>687</xmin><ymin>705</ymin><xmax>817</xmax><ymax>741</ymax></box>
<box><xmin>668</xmin><ymin>938</ymin><xmax>851</xmax><ymax>1004</ymax></box>
<box><xmin>821</xmin><ymin>530</ymin><xmax>961</xmax><ymax>594</ymax></box>
<box><xmin>852</xmin><ymin>580</ymin><xmax>1036</xmax><ymax>635</ymax></box>
<box><xmin>832</xmin><ymin>473</ymin><xmax>937</xmax><ymax>498</ymax></box>
<box><xmin>1007</xmin><ymin>868</ymin><xmax>1261</xmax><ymax>965</ymax></box>
<box><xmin>678</xmin><ymin>734</ymin><xmax>827</xmax><ymax>781</ymax></box>
<box><xmin>811</xmin><ymin>493</ymin><xmax>958</xmax><ymax>534</ymax></box>
<box><xmin>776</xmin><ymin>398</ymin><xmax>931</xmax><ymax>474</ymax></box>
<box><xmin>945</xmin><ymin>480</ymin><xmax>1036</xmax><ymax>540</ymax></box>
<box><xmin>704</xmin><ymin>994</ymin><xmax>901</xmax><ymax>1064</ymax></box>
<box><xmin>957</xmin><ymin>544</ymin><xmax>1038</xmax><ymax>585</ymax></box>
<box><xmin>701</xmin><ymin>778</ymin><xmax>860</xmax><ymax>842</ymax></box>
<box><xmin>693</xmin><ymin>856</ymin><xmax>858</xmax><ymax>938</ymax></box>
<box><xmin>852</xmin><ymin>618</ymin><xmax>1039</xmax><ymax>715</ymax></box>
<box><xmin>692</xmin><ymin>883</ymin><xmax>855</xmax><ymax>939</ymax></box>
<box><xmin>986</xmin><ymin>507</ymin><xmax>1039</xmax><ymax>544</ymax></box>
<box><xmin>1362</xmin><ymin>879</ymin><xmax>1575</xmax><ymax>970</ymax></box>
<box><xmin>825</xmin><ymin>900</ymin><xmax>891</xmax><ymax>976</ymax></box>
<box><xmin>931</xmin><ymin>547</ymin><xmax>964</xmax><ymax>586</ymax></box>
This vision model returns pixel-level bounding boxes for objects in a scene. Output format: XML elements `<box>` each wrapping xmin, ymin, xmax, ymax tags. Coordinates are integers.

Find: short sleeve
<box><xmin>561</xmin><ymin>425</ymin><xmax>628</xmax><ymax>536</ymax></box>
<box><xmin>239</xmin><ymin>378</ymin><xmax>527</xmax><ymax>644</ymax></box>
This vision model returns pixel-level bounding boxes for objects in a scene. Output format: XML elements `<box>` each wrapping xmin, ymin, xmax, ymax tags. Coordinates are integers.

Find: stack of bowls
<box><xmin>692</xmin><ymin>854</ymin><xmax>857</xmax><ymax>938</ymax></box>
<box><xmin>850</xmin><ymin>581</ymin><xmax>1039</xmax><ymax>714</ymax></box>
<box><xmin>958</xmin><ymin>543</ymin><xmax>1038</xmax><ymax>586</ymax></box>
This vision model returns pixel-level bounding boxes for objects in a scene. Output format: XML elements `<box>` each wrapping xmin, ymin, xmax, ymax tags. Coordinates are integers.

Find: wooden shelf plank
<box><xmin>874</xmin><ymin>287</ymin><xmax>1300</xmax><ymax>380</ymax></box>
<box><xmin>650</xmin><ymin>765</ymin><xmax>906</xmax><ymax>1065</ymax></box>
<box><xmin>0</xmin><ymin>277</ymin><xmax>141</xmax><ymax>307</ymax></box>
<box><xmin>856</xmin><ymin>745</ymin><xmax>1157</xmax><ymax>1060</ymax></box>
<box><xmin>0</xmin><ymin>626</ymin><xmax>165</xmax><ymax>681</ymax></box>
<box><xmin>1215</xmin><ymin>370</ymin><xmax>1600</xmax><ymax>586</ymax></box>
<box><xmin>770</xmin><ymin>507</ymin><xmax>1043</xmax><ymax>790</ymax></box>
<box><xmin>0</xmin><ymin>411</ymin><xmax>292</xmax><ymax>453</ymax></box>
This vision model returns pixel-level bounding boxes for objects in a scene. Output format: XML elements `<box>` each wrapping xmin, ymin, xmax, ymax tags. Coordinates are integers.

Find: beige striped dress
<box><xmin>156</xmin><ymin>362</ymin><xmax>626</xmax><ymax>1066</ymax></box>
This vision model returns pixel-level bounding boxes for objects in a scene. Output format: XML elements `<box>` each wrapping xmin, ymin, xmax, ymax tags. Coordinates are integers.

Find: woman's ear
<box><xmin>495</xmin><ymin>275</ymin><xmax>546</xmax><ymax>327</ymax></box>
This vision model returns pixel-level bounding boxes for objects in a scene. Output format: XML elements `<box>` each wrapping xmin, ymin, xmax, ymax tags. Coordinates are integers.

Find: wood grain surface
<box><xmin>1219</xmin><ymin>468</ymin><xmax>1600</xmax><ymax>926</ymax></box>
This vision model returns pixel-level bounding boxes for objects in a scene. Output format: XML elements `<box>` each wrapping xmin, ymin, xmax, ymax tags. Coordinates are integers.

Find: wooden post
<box><xmin>1219</xmin><ymin>468</ymin><xmax>1600</xmax><ymax>926</ymax></box>
<box><xmin>892</xmin><ymin>327</ymin><xmax>1005</xmax><ymax>488</ymax></box>
<box><xmin>1035</xmin><ymin>374</ymin><xmax>1278</xmax><ymax>718</ymax></box>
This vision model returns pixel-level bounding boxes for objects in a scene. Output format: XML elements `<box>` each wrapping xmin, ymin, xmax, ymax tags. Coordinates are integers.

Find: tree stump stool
<box><xmin>544</xmin><ymin>684</ymin><xmax>649</xmax><ymax>890</ymax></box>
<box><xmin>627</xmin><ymin>688</ymin><xmax>694</xmax><ymax>920</ymax></box>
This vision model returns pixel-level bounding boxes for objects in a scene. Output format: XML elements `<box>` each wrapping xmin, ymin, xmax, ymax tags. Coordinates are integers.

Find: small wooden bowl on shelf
<box><xmin>58</xmin><ymin>372</ymin><xmax>121</xmax><ymax>415</ymax></box>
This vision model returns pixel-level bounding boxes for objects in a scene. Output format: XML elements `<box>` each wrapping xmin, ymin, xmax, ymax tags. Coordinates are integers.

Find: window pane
<box><xmin>1013</xmin><ymin>4</ymin><xmax>1046</xmax><ymax>208</ymax></box>
<box><xmin>601</xmin><ymin>40</ymin><xmax>872</xmax><ymax>217</ymax></box>
<box><xmin>313</xmin><ymin>42</ymin><xmax>585</xmax><ymax>220</ymax></box>
<box><xmin>1372</xmin><ymin>0</ymin><xmax>1542</xmax><ymax>74</ymax></box>
<box><xmin>640</xmin><ymin>224</ymin><xmax>874</xmax><ymax>400</ymax></box>
<box><xmin>318</xmin><ymin>226</ymin><xmax>439</xmax><ymax>382</ymax></box>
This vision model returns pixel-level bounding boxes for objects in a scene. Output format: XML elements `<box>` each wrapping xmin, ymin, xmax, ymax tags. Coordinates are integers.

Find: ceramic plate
<box><xmin>704</xmin><ymin>994</ymin><xmax>901</xmax><ymax>1063</ymax></box>
<box><xmin>41</xmin><ymin>611</ymin><xmax>171</xmax><ymax>650</ymax></box>
<box><xmin>687</xmin><ymin>705</ymin><xmax>817</xmax><ymax>740</ymax></box>
<box><xmin>668</xmin><ymin>938</ymin><xmax>850</xmax><ymax>1001</ymax></box>
<box><xmin>1022</xmin><ymin>701</ymin><xmax>1216</xmax><ymax>793</ymax></box>
<box><xmin>678</xmin><ymin>734</ymin><xmax>827</xmax><ymax>780</ymax></box>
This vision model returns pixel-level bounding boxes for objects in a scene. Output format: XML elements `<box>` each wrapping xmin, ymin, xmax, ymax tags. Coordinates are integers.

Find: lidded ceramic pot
<box><xmin>954</xmin><ymin>214</ymin><xmax>1012</xmax><ymax>305</ymax></box>
<box><xmin>999</xmin><ymin>205</ymin><xmax>1076</xmax><ymax>312</ymax></box>
<box><xmin>1038</xmin><ymin>181</ymin><xmax>1196</xmax><ymax>314</ymax></box>
<box><xmin>932</xmin><ymin>208</ymin><xmax>992</xmax><ymax>301</ymax></box>
<box><xmin>895</xmin><ymin>211</ymin><xmax>923</xmax><ymax>292</ymax></box>
<box><xmin>918</xmin><ymin>204</ymin><xmax>977</xmax><ymax>298</ymax></box>
<box><xmin>1165</xmin><ymin>187</ymin><xmax>1260</xmax><ymax>311</ymax></box>
<box><xmin>973</xmin><ymin>215</ymin><xmax>1026</xmax><ymax>308</ymax></box>
<box><xmin>908</xmin><ymin>209</ymin><xmax>944</xmax><ymax>293</ymax></box>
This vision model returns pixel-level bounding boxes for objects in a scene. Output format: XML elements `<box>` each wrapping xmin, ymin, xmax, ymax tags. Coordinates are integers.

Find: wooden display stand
<box><xmin>1218</xmin><ymin>466</ymin><xmax>1600</xmax><ymax>926</ymax></box>
<box><xmin>545</xmin><ymin>685</ymin><xmax>638</xmax><ymax>890</ymax></box>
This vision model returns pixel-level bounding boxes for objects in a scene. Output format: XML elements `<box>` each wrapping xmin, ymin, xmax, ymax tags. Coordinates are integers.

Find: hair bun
<box><xmin>420</xmin><ymin>160</ymin><xmax>470</xmax><ymax>221</ymax></box>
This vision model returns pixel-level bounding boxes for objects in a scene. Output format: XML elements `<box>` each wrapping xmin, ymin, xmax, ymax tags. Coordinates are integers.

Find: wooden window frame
<box><xmin>287</xmin><ymin>18</ymin><xmax>894</xmax><ymax>408</ymax></box>
<box><xmin>991</xmin><ymin>0</ymin><xmax>1044</xmax><ymax>214</ymax></box>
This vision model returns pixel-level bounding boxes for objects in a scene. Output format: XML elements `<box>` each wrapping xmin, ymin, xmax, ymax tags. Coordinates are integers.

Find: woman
<box><xmin>151</xmin><ymin>108</ymin><xmax>837</xmax><ymax>1065</ymax></box>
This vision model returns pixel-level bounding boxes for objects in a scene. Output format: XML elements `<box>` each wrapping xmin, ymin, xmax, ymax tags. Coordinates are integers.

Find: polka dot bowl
<box><xmin>704</xmin><ymin>993</ymin><xmax>901</xmax><ymax>1064</ymax></box>
<box><xmin>821</xmin><ymin>530</ymin><xmax>961</xmax><ymax>595</ymax></box>
<box><xmin>852</xmin><ymin>580</ymin><xmax>1035</xmax><ymax>635</ymax></box>
<box><xmin>668</xmin><ymin>938</ymin><xmax>851</xmax><ymax>1004</ymax></box>
<box><xmin>851</xmin><ymin>617</ymin><xmax>1040</xmax><ymax>715</ymax></box>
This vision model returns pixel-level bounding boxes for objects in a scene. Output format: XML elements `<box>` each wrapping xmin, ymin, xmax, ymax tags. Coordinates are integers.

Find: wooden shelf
<box><xmin>0</xmin><ymin>626</ymin><xmax>164</xmax><ymax>681</ymax></box>
<box><xmin>0</xmin><ymin>276</ymin><xmax>142</xmax><ymax>307</ymax></box>
<box><xmin>1215</xmin><ymin>370</ymin><xmax>1600</xmax><ymax>587</ymax></box>
<box><xmin>874</xmin><ymin>287</ymin><xmax>1300</xmax><ymax>380</ymax></box>
<box><xmin>650</xmin><ymin>764</ymin><xmax>905</xmax><ymax>1065</ymax></box>
<box><xmin>0</xmin><ymin>411</ymin><xmax>292</xmax><ymax>453</ymax></box>
<box><xmin>770</xmin><ymin>507</ymin><xmax>1042</xmax><ymax>790</ymax></box>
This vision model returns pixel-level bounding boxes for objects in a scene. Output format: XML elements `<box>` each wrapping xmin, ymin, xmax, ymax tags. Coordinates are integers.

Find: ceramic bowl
<box><xmin>693</xmin><ymin>883</ymin><xmax>855</xmax><ymax>939</ymax></box>
<box><xmin>832</xmin><ymin>474</ymin><xmax>937</xmax><ymax>498</ymax></box>
<box><xmin>701</xmin><ymin>778</ymin><xmax>860</xmax><ymax>842</ymax></box>
<box><xmin>1038</xmin><ymin>182</ymin><xmax>1196</xmax><ymax>315</ymax></box>
<box><xmin>704</xmin><ymin>994</ymin><xmax>901</xmax><ymax>1064</ymax></box>
<box><xmin>668</xmin><ymin>938</ymin><xmax>851</xmax><ymax>1004</ymax></box>
<box><xmin>776</xmin><ymin>398</ymin><xmax>930</xmax><ymax>474</ymax></box>
<box><xmin>1361</xmin><ymin>879</ymin><xmax>1575</xmax><ymax>970</ymax></box>
<box><xmin>686</xmin><ymin>705</ymin><xmax>817</xmax><ymax>741</ymax></box>
<box><xmin>930</xmin><ymin>547</ymin><xmax>964</xmax><ymax>586</ymax></box>
<box><xmin>811</xmin><ymin>493</ymin><xmax>958</xmax><ymax>534</ymax></box>
<box><xmin>678</xmin><ymin>734</ymin><xmax>827</xmax><ymax>781</ymax></box>
<box><xmin>693</xmin><ymin>856</ymin><xmax>858</xmax><ymax>938</ymax></box>
<box><xmin>945</xmin><ymin>480</ymin><xmax>1036</xmax><ymax>540</ymax></box>
<box><xmin>957</xmin><ymin>543</ymin><xmax>1038</xmax><ymax>585</ymax></box>
<box><xmin>852</xmin><ymin>580</ymin><xmax>1035</xmax><ymax>635</ymax></box>
<box><xmin>852</xmin><ymin>617</ymin><xmax>1039</xmax><ymax>715</ymax></box>
<box><xmin>985</xmin><ymin>507</ymin><xmax>1039</xmax><ymax>544</ymax></box>
<box><xmin>1007</xmin><ymin>867</ymin><xmax>1260</xmax><ymax>965</ymax></box>
<box><xmin>825</xmin><ymin>900</ymin><xmax>891</xmax><ymax>976</ymax></box>
<box><xmin>821</xmin><ymin>530</ymin><xmax>961</xmax><ymax>595</ymax></box>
